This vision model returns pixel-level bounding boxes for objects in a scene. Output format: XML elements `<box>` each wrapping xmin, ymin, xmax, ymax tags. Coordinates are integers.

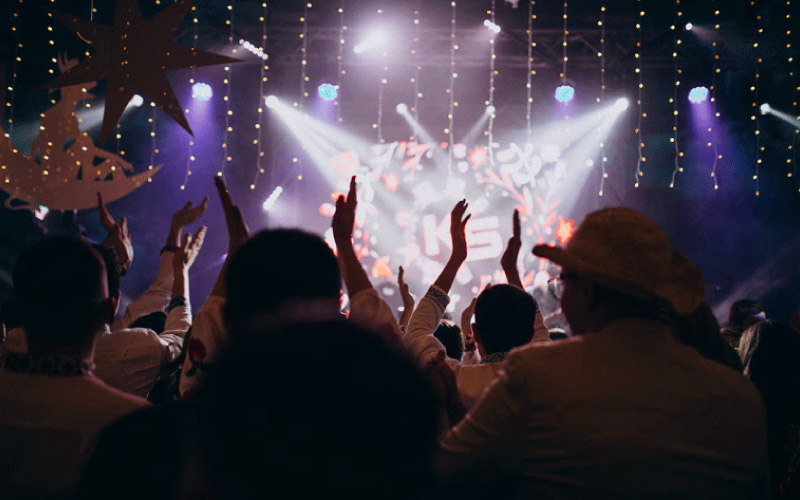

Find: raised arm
<box><xmin>397</xmin><ymin>266</ymin><xmax>415</xmax><ymax>329</ymax></box>
<box><xmin>179</xmin><ymin>177</ymin><xmax>248</xmax><ymax>398</ymax></box>
<box><xmin>405</xmin><ymin>200</ymin><xmax>471</xmax><ymax>364</ymax></box>
<box><xmin>111</xmin><ymin>197</ymin><xmax>208</xmax><ymax>331</ymax></box>
<box><xmin>332</xmin><ymin>176</ymin><xmax>372</xmax><ymax>297</ymax></box>
<box><xmin>500</xmin><ymin>209</ymin><xmax>523</xmax><ymax>289</ymax></box>
<box><xmin>98</xmin><ymin>192</ymin><xmax>133</xmax><ymax>274</ymax></box>
<box><xmin>333</xmin><ymin>176</ymin><xmax>402</xmax><ymax>343</ymax></box>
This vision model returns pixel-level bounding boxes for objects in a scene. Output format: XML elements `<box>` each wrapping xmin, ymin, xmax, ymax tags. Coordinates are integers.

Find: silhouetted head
<box><xmin>729</xmin><ymin>299</ymin><xmax>766</xmax><ymax>331</ymax></box>
<box><xmin>13</xmin><ymin>237</ymin><xmax>112</xmax><ymax>358</ymax></box>
<box><xmin>225</xmin><ymin>229</ymin><xmax>341</xmax><ymax>335</ymax></box>
<box><xmin>473</xmin><ymin>284</ymin><xmax>537</xmax><ymax>355</ymax></box>
<box><xmin>197</xmin><ymin>320</ymin><xmax>439</xmax><ymax>498</ymax></box>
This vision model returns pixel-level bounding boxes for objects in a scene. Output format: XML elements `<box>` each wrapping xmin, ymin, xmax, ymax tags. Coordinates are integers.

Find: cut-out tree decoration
<box><xmin>0</xmin><ymin>55</ymin><xmax>160</xmax><ymax>211</ymax></box>
<box><xmin>41</xmin><ymin>0</ymin><xmax>241</xmax><ymax>145</ymax></box>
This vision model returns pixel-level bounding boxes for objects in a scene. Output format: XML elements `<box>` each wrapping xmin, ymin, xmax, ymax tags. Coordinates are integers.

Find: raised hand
<box><xmin>174</xmin><ymin>226</ymin><xmax>208</xmax><ymax>273</ymax></box>
<box><xmin>214</xmin><ymin>176</ymin><xmax>249</xmax><ymax>256</ymax></box>
<box><xmin>501</xmin><ymin>209</ymin><xmax>523</xmax><ymax>288</ymax></box>
<box><xmin>450</xmin><ymin>199</ymin><xmax>471</xmax><ymax>263</ymax></box>
<box><xmin>398</xmin><ymin>265</ymin><xmax>415</xmax><ymax>327</ymax></box>
<box><xmin>171</xmin><ymin>198</ymin><xmax>209</xmax><ymax>230</ymax></box>
<box><xmin>98</xmin><ymin>192</ymin><xmax>133</xmax><ymax>271</ymax></box>
<box><xmin>332</xmin><ymin>176</ymin><xmax>357</xmax><ymax>245</ymax></box>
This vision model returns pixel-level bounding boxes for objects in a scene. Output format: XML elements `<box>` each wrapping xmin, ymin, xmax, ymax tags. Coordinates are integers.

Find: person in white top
<box><xmin>405</xmin><ymin>207</ymin><xmax>549</xmax><ymax>413</ymax></box>
<box><xmin>2</xmin><ymin>196</ymin><xmax>208</xmax><ymax>398</ymax></box>
<box><xmin>0</xmin><ymin>237</ymin><xmax>149</xmax><ymax>499</ymax></box>
<box><xmin>439</xmin><ymin>207</ymin><xmax>768</xmax><ymax>499</ymax></box>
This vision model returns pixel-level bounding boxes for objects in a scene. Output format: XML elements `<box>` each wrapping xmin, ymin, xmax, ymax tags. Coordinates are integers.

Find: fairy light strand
<box><xmin>560</xmin><ymin>1</ymin><xmax>567</xmax><ymax>85</ymax></box>
<box><xmin>525</xmin><ymin>1</ymin><xmax>534</xmax><ymax>144</ymax></box>
<box><xmin>412</xmin><ymin>1</ymin><xmax>421</xmax><ymax>142</ymax></box>
<box><xmin>709</xmin><ymin>2</ymin><xmax>721</xmax><ymax>190</ymax></box>
<box><xmin>335</xmin><ymin>2</ymin><xmax>344</xmax><ymax>124</ymax></box>
<box><xmin>218</xmin><ymin>1</ymin><xmax>235</xmax><ymax>177</ymax></box>
<box><xmin>299</xmin><ymin>3</ymin><xmax>309</xmax><ymax>108</ymax></box>
<box><xmin>180</xmin><ymin>6</ymin><xmax>200</xmax><ymax>190</ymax></box>
<box><xmin>785</xmin><ymin>0</ymin><xmax>797</xmax><ymax>187</ymax></box>
<box><xmin>598</xmin><ymin>3</ymin><xmax>606</xmax><ymax>196</ymax></box>
<box><xmin>5</xmin><ymin>0</ymin><xmax>23</xmax><ymax>139</ymax></box>
<box><xmin>487</xmin><ymin>0</ymin><xmax>496</xmax><ymax>165</ymax></box>
<box><xmin>669</xmin><ymin>1</ymin><xmax>683</xmax><ymax>189</ymax></box>
<box><xmin>634</xmin><ymin>3</ymin><xmax>644</xmax><ymax>188</ymax></box>
<box><xmin>250</xmin><ymin>1</ymin><xmax>269</xmax><ymax>190</ymax></box>
<box><xmin>446</xmin><ymin>0</ymin><xmax>456</xmax><ymax>174</ymax></box>
<box><xmin>752</xmin><ymin>1</ymin><xmax>762</xmax><ymax>196</ymax></box>
<box><xmin>376</xmin><ymin>7</ymin><xmax>387</xmax><ymax>144</ymax></box>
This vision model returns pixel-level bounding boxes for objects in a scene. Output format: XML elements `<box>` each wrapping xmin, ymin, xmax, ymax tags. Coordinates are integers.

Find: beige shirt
<box><xmin>440</xmin><ymin>318</ymin><xmax>768</xmax><ymax>499</ymax></box>
<box><xmin>0</xmin><ymin>369</ymin><xmax>149</xmax><ymax>498</ymax></box>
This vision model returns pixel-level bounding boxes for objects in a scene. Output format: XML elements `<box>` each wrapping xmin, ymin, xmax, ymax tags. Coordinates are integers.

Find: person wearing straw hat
<box><xmin>439</xmin><ymin>208</ymin><xmax>768</xmax><ymax>499</ymax></box>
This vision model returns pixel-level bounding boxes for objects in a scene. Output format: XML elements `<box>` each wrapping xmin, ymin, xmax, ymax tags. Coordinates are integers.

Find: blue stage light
<box><xmin>688</xmin><ymin>86</ymin><xmax>709</xmax><ymax>104</ymax></box>
<box><xmin>317</xmin><ymin>83</ymin><xmax>338</xmax><ymax>101</ymax></box>
<box><xmin>191</xmin><ymin>82</ymin><xmax>213</xmax><ymax>101</ymax></box>
<box><xmin>555</xmin><ymin>85</ymin><xmax>575</xmax><ymax>103</ymax></box>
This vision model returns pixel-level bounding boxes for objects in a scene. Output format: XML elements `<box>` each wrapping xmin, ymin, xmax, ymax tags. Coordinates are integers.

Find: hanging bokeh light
<box><xmin>317</xmin><ymin>83</ymin><xmax>338</xmax><ymax>101</ymax></box>
<box><xmin>555</xmin><ymin>85</ymin><xmax>575</xmax><ymax>103</ymax></box>
<box><xmin>191</xmin><ymin>82</ymin><xmax>213</xmax><ymax>101</ymax></box>
<box><xmin>688</xmin><ymin>86</ymin><xmax>709</xmax><ymax>104</ymax></box>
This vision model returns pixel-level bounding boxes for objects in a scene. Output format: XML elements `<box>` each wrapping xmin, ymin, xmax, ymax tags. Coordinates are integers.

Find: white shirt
<box><xmin>405</xmin><ymin>285</ymin><xmax>549</xmax><ymax>410</ymax></box>
<box><xmin>111</xmin><ymin>252</ymin><xmax>175</xmax><ymax>332</ymax></box>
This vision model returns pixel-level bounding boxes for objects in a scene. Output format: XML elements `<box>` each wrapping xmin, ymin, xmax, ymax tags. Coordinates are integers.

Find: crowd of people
<box><xmin>1</xmin><ymin>175</ymin><xmax>798</xmax><ymax>499</ymax></box>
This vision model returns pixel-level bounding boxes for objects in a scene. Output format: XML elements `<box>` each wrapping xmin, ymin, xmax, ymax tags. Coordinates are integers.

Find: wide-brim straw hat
<box><xmin>532</xmin><ymin>207</ymin><xmax>704</xmax><ymax>315</ymax></box>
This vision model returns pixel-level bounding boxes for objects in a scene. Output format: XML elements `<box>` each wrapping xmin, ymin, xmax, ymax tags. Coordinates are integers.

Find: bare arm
<box><xmin>398</xmin><ymin>266</ymin><xmax>415</xmax><ymax>328</ymax></box>
<box><xmin>332</xmin><ymin>176</ymin><xmax>372</xmax><ymax>298</ymax></box>
<box><xmin>210</xmin><ymin>176</ymin><xmax>250</xmax><ymax>298</ymax></box>
<box><xmin>432</xmin><ymin>200</ymin><xmax>471</xmax><ymax>293</ymax></box>
<box><xmin>500</xmin><ymin>209</ymin><xmax>523</xmax><ymax>289</ymax></box>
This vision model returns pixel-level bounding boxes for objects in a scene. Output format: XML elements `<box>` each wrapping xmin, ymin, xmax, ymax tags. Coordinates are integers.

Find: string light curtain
<box><xmin>446</xmin><ymin>0</ymin><xmax>456</xmax><ymax>173</ymax></box>
<box><xmin>668</xmin><ymin>0</ymin><xmax>683</xmax><ymax>189</ymax></box>
<box><xmin>180</xmin><ymin>6</ymin><xmax>200</xmax><ymax>191</ymax></box>
<box><xmin>752</xmin><ymin>0</ymin><xmax>762</xmax><ymax>196</ymax></box>
<box><xmin>709</xmin><ymin>1</ymin><xmax>721</xmax><ymax>190</ymax></box>
<box><xmin>634</xmin><ymin>3</ymin><xmax>644</xmax><ymax>189</ymax></box>
<box><xmin>486</xmin><ymin>0</ymin><xmax>497</xmax><ymax>165</ymax></box>
<box><xmin>299</xmin><ymin>2</ymin><xmax>309</xmax><ymax>108</ymax></box>
<box><xmin>250</xmin><ymin>1</ymin><xmax>269</xmax><ymax>191</ymax></box>
<box><xmin>525</xmin><ymin>0</ymin><xmax>534</xmax><ymax>144</ymax></box>
<box><xmin>218</xmin><ymin>1</ymin><xmax>235</xmax><ymax>178</ymax></box>
<box><xmin>377</xmin><ymin>6</ymin><xmax>387</xmax><ymax>144</ymax></box>
<box><xmin>5</xmin><ymin>0</ymin><xmax>23</xmax><ymax>140</ymax></box>
<box><xmin>560</xmin><ymin>0</ymin><xmax>568</xmax><ymax>118</ymax></box>
<box><xmin>598</xmin><ymin>3</ymin><xmax>606</xmax><ymax>196</ymax></box>
<box><xmin>785</xmin><ymin>0</ymin><xmax>798</xmax><ymax>188</ymax></box>
<box><xmin>412</xmin><ymin>1</ymin><xmax>422</xmax><ymax>139</ymax></box>
<box><xmin>335</xmin><ymin>2</ymin><xmax>345</xmax><ymax>124</ymax></box>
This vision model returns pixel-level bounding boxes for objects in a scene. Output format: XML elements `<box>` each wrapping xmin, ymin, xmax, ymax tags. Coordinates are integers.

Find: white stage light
<box><xmin>485</xmin><ymin>105</ymin><xmax>496</xmax><ymax>115</ymax></box>
<box><xmin>128</xmin><ymin>94</ymin><xmax>144</xmax><ymax>107</ymax></box>
<box><xmin>262</xmin><ymin>186</ymin><xmax>283</xmax><ymax>211</ymax></box>
<box><xmin>396</xmin><ymin>103</ymin><xmax>408</xmax><ymax>114</ymax></box>
<box><xmin>614</xmin><ymin>98</ymin><xmax>630</xmax><ymax>112</ymax></box>
<box><xmin>265</xmin><ymin>95</ymin><xmax>279</xmax><ymax>108</ymax></box>
<box><xmin>684</xmin><ymin>22</ymin><xmax>693</xmax><ymax>31</ymax></box>
<box><xmin>760</xmin><ymin>103</ymin><xmax>771</xmax><ymax>115</ymax></box>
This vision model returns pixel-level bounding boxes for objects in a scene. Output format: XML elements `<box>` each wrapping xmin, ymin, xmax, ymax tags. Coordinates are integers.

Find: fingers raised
<box><xmin>512</xmin><ymin>209</ymin><xmax>520</xmax><ymax>239</ymax></box>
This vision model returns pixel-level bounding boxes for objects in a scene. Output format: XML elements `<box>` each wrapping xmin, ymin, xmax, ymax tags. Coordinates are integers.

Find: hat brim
<box><xmin>533</xmin><ymin>244</ymin><xmax>704</xmax><ymax>315</ymax></box>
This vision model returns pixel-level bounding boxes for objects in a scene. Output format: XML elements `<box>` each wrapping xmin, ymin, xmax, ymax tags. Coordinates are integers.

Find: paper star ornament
<box><xmin>41</xmin><ymin>0</ymin><xmax>240</xmax><ymax>144</ymax></box>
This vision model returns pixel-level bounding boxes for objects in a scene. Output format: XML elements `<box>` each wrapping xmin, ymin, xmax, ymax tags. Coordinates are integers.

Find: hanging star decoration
<box><xmin>40</xmin><ymin>0</ymin><xmax>240</xmax><ymax>145</ymax></box>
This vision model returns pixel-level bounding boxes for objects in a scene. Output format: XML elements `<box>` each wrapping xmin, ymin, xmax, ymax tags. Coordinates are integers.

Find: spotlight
<box><xmin>238</xmin><ymin>39</ymin><xmax>268</xmax><ymax>60</ymax></box>
<box><xmin>395</xmin><ymin>103</ymin><xmax>408</xmax><ymax>114</ymax></box>
<box><xmin>317</xmin><ymin>83</ymin><xmax>338</xmax><ymax>101</ymax></box>
<box><xmin>262</xmin><ymin>186</ymin><xmax>283</xmax><ymax>211</ymax></box>
<box><xmin>354</xmin><ymin>30</ymin><xmax>389</xmax><ymax>55</ymax></box>
<box><xmin>265</xmin><ymin>95</ymin><xmax>279</xmax><ymax>108</ymax></box>
<box><xmin>555</xmin><ymin>85</ymin><xmax>575</xmax><ymax>103</ymax></box>
<box><xmin>684</xmin><ymin>22</ymin><xmax>693</xmax><ymax>31</ymax></box>
<box><xmin>128</xmin><ymin>94</ymin><xmax>144</xmax><ymax>107</ymax></box>
<box><xmin>485</xmin><ymin>105</ymin><xmax>496</xmax><ymax>115</ymax></box>
<box><xmin>760</xmin><ymin>103</ymin><xmax>771</xmax><ymax>115</ymax></box>
<box><xmin>483</xmin><ymin>19</ymin><xmax>501</xmax><ymax>34</ymax></box>
<box><xmin>191</xmin><ymin>82</ymin><xmax>213</xmax><ymax>101</ymax></box>
<box><xmin>614</xmin><ymin>98</ymin><xmax>629</xmax><ymax>112</ymax></box>
<box><xmin>688</xmin><ymin>86</ymin><xmax>709</xmax><ymax>104</ymax></box>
